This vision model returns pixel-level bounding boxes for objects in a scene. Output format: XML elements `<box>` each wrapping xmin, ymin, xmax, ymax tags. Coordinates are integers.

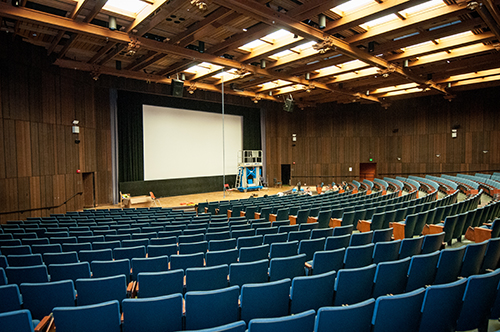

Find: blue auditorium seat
<box><xmin>137</xmin><ymin>269</ymin><xmax>184</xmax><ymax>298</ymax></box>
<box><xmin>20</xmin><ymin>280</ymin><xmax>75</xmax><ymax>320</ymax></box>
<box><xmin>185</xmin><ymin>285</ymin><xmax>240</xmax><ymax>330</ymax></box>
<box><xmin>170</xmin><ymin>252</ymin><xmax>204</xmax><ymax>271</ymax></box>
<box><xmin>229</xmin><ymin>259</ymin><xmax>269</xmax><ymax>288</ymax></box>
<box><xmin>418</xmin><ymin>278</ymin><xmax>467</xmax><ymax>332</ymax></box>
<box><xmin>122</xmin><ymin>294</ymin><xmax>183</xmax><ymax>332</ymax></box>
<box><xmin>247</xmin><ymin>309</ymin><xmax>316</xmax><ymax>332</ymax></box>
<box><xmin>405</xmin><ymin>251</ymin><xmax>439</xmax><ymax>292</ymax></box>
<box><xmin>206</xmin><ymin>248</ymin><xmax>238</xmax><ymax>267</ymax></box>
<box><xmin>344</xmin><ymin>243</ymin><xmax>374</xmax><ymax>269</ymax></box>
<box><xmin>372</xmin><ymin>257</ymin><xmax>411</xmax><ymax>298</ymax></box>
<box><xmin>315</xmin><ymin>298</ymin><xmax>375</xmax><ymax>332</ymax></box>
<box><xmin>0</xmin><ymin>310</ymin><xmax>35</xmax><ymax>332</ymax></box>
<box><xmin>269</xmin><ymin>253</ymin><xmax>306</xmax><ymax>282</ymax></box>
<box><xmin>334</xmin><ymin>264</ymin><xmax>376</xmax><ymax>306</ymax></box>
<box><xmin>76</xmin><ymin>275</ymin><xmax>127</xmax><ymax>306</ymax></box>
<box><xmin>290</xmin><ymin>270</ymin><xmax>336</xmax><ymax>314</ymax></box>
<box><xmin>91</xmin><ymin>259</ymin><xmax>131</xmax><ymax>283</ymax></box>
<box><xmin>185</xmin><ymin>264</ymin><xmax>229</xmax><ymax>292</ymax></box>
<box><xmin>371</xmin><ymin>287</ymin><xmax>426</xmax><ymax>332</ymax></box>
<box><xmin>0</xmin><ymin>284</ymin><xmax>22</xmax><ymax>313</ymax></box>
<box><xmin>240</xmin><ymin>278</ymin><xmax>291</xmax><ymax>324</ymax></box>
<box><xmin>53</xmin><ymin>300</ymin><xmax>121</xmax><ymax>332</ymax></box>
<box><xmin>433</xmin><ymin>246</ymin><xmax>465</xmax><ymax>285</ymax></box>
<box><xmin>49</xmin><ymin>262</ymin><xmax>91</xmax><ymax>283</ymax></box>
<box><xmin>306</xmin><ymin>247</ymin><xmax>345</xmax><ymax>276</ymax></box>
<box><xmin>131</xmin><ymin>255</ymin><xmax>169</xmax><ymax>280</ymax></box>
<box><xmin>5</xmin><ymin>265</ymin><xmax>49</xmax><ymax>286</ymax></box>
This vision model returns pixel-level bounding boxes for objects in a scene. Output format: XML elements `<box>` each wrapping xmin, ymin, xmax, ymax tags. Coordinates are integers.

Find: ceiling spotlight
<box><xmin>466</xmin><ymin>1</ymin><xmax>479</xmax><ymax>10</ymax></box>
<box><xmin>187</xmin><ymin>83</ymin><xmax>197</xmax><ymax>94</ymax></box>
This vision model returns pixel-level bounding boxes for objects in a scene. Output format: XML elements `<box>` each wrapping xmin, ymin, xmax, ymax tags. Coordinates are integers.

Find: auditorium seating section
<box><xmin>1</xmin><ymin>174</ymin><xmax>500</xmax><ymax>331</ymax></box>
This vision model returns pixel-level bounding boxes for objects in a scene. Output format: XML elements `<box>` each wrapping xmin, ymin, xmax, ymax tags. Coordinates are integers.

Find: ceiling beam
<box><xmin>169</xmin><ymin>7</ymin><xmax>233</xmax><ymax>46</ymax></box>
<box><xmin>386</xmin><ymin>31</ymin><xmax>496</xmax><ymax>61</ymax></box>
<box><xmin>325</xmin><ymin>0</ymin><xmax>429</xmax><ymax>35</ymax></box>
<box><xmin>133</xmin><ymin>0</ymin><xmax>186</xmax><ymax>36</ymax></box>
<box><xmin>54</xmin><ymin>58</ymin><xmax>279</xmax><ymax>101</ymax></box>
<box><xmin>407</xmin><ymin>43</ymin><xmax>498</xmax><ymax>67</ymax></box>
<box><xmin>125</xmin><ymin>0</ymin><xmax>169</xmax><ymax>33</ymax></box>
<box><xmin>238</xmin><ymin>34</ymin><xmax>305</xmax><ymax>63</ymax></box>
<box><xmin>346</xmin><ymin>4</ymin><xmax>468</xmax><ymax>44</ymax></box>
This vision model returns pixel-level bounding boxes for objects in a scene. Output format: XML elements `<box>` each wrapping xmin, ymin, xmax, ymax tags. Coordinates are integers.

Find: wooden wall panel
<box><xmin>4</xmin><ymin>120</ymin><xmax>17</xmax><ymax>178</ymax></box>
<box><xmin>265</xmin><ymin>86</ymin><xmax>500</xmax><ymax>184</ymax></box>
<box><xmin>0</xmin><ymin>119</ymin><xmax>5</xmax><ymax>179</ymax></box>
<box><xmin>16</xmin><ymin>121</ymin><xmax>32</xmax><ymax>177</ymax></box>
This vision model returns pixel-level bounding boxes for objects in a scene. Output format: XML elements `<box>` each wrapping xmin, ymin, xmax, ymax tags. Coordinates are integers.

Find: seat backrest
<box><xmin>310</xmin><ymin>248</ymin><xmax>345</xmax><ymax>275</ymax></box>
<box><xmin>122</xmin><ymin>293</ymin><xmax>183</xmax><ymax>332</ymax></box>
<box><xmin>240</xmin><ymin>278</ymin><xmax>291</xmax><ymax>324</ymax></box>
<box><xmin>6</xmin><ymin>254</ymin><xmax>43</xmax><ymax>267</ymax></box>
<box><xmin>433</xmin><ymin>246</ymin><xmax>466</xmax><ymax>285</ymax></box>
<box><xmin>238</xmin><ymin>244</ymin><xmax>269</xmax><ymax>263</ymax></box>
<box><xmin>53</xmin><ymin>300</ymin><xmax>121</xmax><ymax>332</ymax></box>
<box><xmin>418</xmin><ymin>278</ymin><xmax>468</xmax><ymax>332</ymax></box>
<box><xmin>0</xmin><ymin>310</ymin><xmax>34</xmax><ymax>332</ymax></box>
<box><xmin>371</xmin><ymin>287</ymin><xmax>426</xmax><ymax>332</ymax></box>
<box><xmin>288</xmin><ymin>230</ymin><xmax>311</xmax><ymax>242</ymax></box>
<box><xmin>170</xmin><ymin>252</ymin><xmax>205</xmax><ymax>271</ymax></box>
<box><xmin>186</xmin><ymin>264</ymin><xmax>229</xmax><ymax>292</ymax></box>
<box><xmin>76</xmin><ymin>275</ymin><xmax>127</xmax><ymax>306</ymax></box>
<box><xmin>314</xmin><ymin>298</ymin><xmax>375</xmax><ymax>332</ymax></box>
<box><xmin>113</xmin><ymin>245</ymin><xmax>146</xmax><ymax>260</ymax></box>
<box><xmin>178</xmin><ymin>241</ymin><xmax>208</xmax><ymax>255</ymax></box>
<box><xmin>147</xmin><ymin>244</ymin><xmax>178</xmax><ymax>258</ymax></box>
<box><xmin>50</xmin><ymin>262</ymin><xmax>91</xmax><ymax>283</ymax></box>
<box><xmin>208</xmin><ymin>238</ymin><xmax>237</xmax><ymax>251</ymax></box>
<box><xmin>372</xmin><ymin>240</ymin><xmax>401</xmax><ymax>264</ymax></box>
<box><xmin>290</xmin><ymin>270</ymin><xmax>336</xmax><ymax>314</ymax></box>
<box><xmin>78</xmin><ymin>249</ymin><xmax>113</xmax><ymax>263</ymax></box>
<box><xmin>421</xmin><ymin>232</ymin><xmax>444</xmax><ymax>254</ymax></box>
<box><xmin>344</xmin><ymin>243</ymin><xmax>374</xmax><ymax>269</ymax></box>
<box><xmin>349</xmin><ymin>231</ymin><xmax>373</xmax><ymax>247</ymax></box>
<box><xmin>405</xmin><ymin>251</ymin><xmax>440</xmax><ymax>292</ymax></box>
<box><xmin>399</xmin><ymin>236</ymin><xmax>423</xmax><ymax>259</ymax></box>
<box><xmin>0</xmin><ymin>284</ymin><xmax>22</xmax><ymax>313</ymax></box>
<box><xmin>324</xmin><ymin>234</ymin><xmax>350</xmax><ymax>251</ymax></box>
<box><xmin>5</xmin><ymin>265</ymin><xmax>49</xmax><ymax>286</ymax></box>
<box><xmin>20</xmin><ymin>280</ymin><xmax>75</xmax><ymax>320</ymax></box>
<box><xmin>131</xmin><ymin>255</ymin><xmax>169</xmax><ymax>280</ymax></box>
<box><xmin>334</xmin><ymin>264</ymin><xmax>376</xmax><ymax>306</ymax></box>
<box><xmin>247</xmin><ymin>309</ymin><xmax>316</xmax><ymax>332</ymax></box>
<box><xmin>269</xmin><ymin>240</ymin><xmax>299</xmax><ymax>259</ymax></box>
<box><xmin>481</xmin><ymin>237</ymin><xmax>500</xmax><ymax>273</ymax></box>
<box><xmin>372</xmin><ymin>257</ymin><xmax>411</xmax><ymax>298</ymax></box>
<box><xmin>269</xmin><ymin>254</ymin><xmax>306</xmax><ymax>282</ymax></box>
<box><xmin>206</xmin><ymin>248</ymin><xmax>239</xmax><ymax>267</ymax></box>
<box><xmin>311</xmin><ymin>228</ymin><xmax>333</xmax><ymax>239</ymax></box>
<box><xmin>460</xmin><ymin>241</ymin><xmax>488</xmax><ymax>277</ymax></box>
<box><xmin>91</xmin><ymin>259</ymin><xmax>131</xmax><ymax>283</ymax></box>
<box><xmin>298</xmin><ymin>238</ymin><xmax>326</xmax><ymax>261</ymax></box>
<box><xmin>184</xmin><ymin>286</ymin><xmax>240</xmax><ymax>330</ymax></box>
<box><xmin>456</xmin><ymin>268</ymin><xmax>500</xmax><ymax>331</ymax></box>
<box><xmin>229</xmin><ymin>259</ymin><xmax>269</xmax><ymax>288</ymax></box>
<box><xmin>263</xmin><ymin>233</ymin><xmax>288</xmax><ymax>245</ymax></box>
<box><xmin>0</xmin><ymin>245</ymin><xmax>31</xmax><ymax>255</ymax></box>
<box><xmin>137</xmin><ymin>269</ymin><xmax>183</xmax><ymax>298</ymax></box>
<box><xmin>237</xmin><ymin>235</ymin><xmax>263</xmax><ymax>249</ymax></box>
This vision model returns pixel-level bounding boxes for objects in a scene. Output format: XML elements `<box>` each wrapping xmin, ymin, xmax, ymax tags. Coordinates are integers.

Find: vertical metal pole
<box><xmin>222</xmin><ymin>76</ymin><xmax>226</xmax><ymax>198</ymax></box>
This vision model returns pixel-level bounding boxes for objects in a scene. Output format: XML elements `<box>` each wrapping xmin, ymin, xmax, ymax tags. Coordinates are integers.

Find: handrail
<box><xmin>0</xmin><ymin>192</ymin><xmax>83</xmax><ymax>215</ymax></box>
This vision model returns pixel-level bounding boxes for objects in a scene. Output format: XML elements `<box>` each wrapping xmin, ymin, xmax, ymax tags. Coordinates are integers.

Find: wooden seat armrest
<box><xmin>204</xmin><ymin>207</ymin><xmax>209</xmax><ymax>213</ymax></box>
<box><xmin>254</xmin><ymin>212</ymin><xmax>261</xmax><ymax>219</ymax></box>
<box><xmin>464</xmin><ymin>226</ymin><xmax>475</xmax><ymax>242</ymax></box>
<box><xmin>429</xmin><ymin>224</ymin><xmax>444</xmax><ymax>234</ymax></box>
<box><xmin>289</xmin><ymin>215</ymin><xmax>297</xmax><ymax>225</ymax></box>
<box><xmin>357</xmin><ymin>220</ymin><xmax>371</xmax><ymax>233</ymax></box>
<box><xmin>474</xmin><ymin>227</ymin><xmax>492</xmax><ymax>243</ymax></box>
<box><xmin>240</xmin><ymin>211</ymin><xmax>246</xmax><ymax>217</ymax></box>
<box><xmin>391</xmin><ymin>222</ymin><xmax>405</xmax><ymax>240</ymax></box>
<box><xmin>330</xmin><ymin>218</ymin><xmax>341</xmax><ymax>228</ymax></box>
<box><xmin>269</xmin><ymin>214</ymin><xmax>277</xmax><ymax>222</ymax></box>
<box><xmin>127</xmin><ymin>281</ymin><xmax>136</xmax><ymax>297</ymax></box>
<box><xmin>307</xmin><ymin>216</ymin><xmax>318</xmax><ymax>224</ymax></box>
<box><xmin>227</xmin><ymin>210</ymin><xmax>233</xmax><ymax>218</ymax></box>
<box><xmin>35</xmin><ymin>315</ymin><xmax>54</xmax><ymax>332</ymax></box>
<box><xmin>304</xmin><ymin>262</ymin><xmax>312</xmax><ymax>269</ymax></box>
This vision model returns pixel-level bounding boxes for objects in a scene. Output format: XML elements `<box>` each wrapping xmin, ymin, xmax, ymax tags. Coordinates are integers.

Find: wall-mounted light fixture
<box><xmin>72</xmin><ymin>120</ymin><xmax>80</xmax><ymax>144</ymax></box>
<box><xmin>292</xmin><ymin>133</ymin><xmax>297</xmax><ymax>142</ymax></box>
<box><xmin>451</xmin><ymin>128</ymin><xmax>458</xmax><ymax>138</ymax></box>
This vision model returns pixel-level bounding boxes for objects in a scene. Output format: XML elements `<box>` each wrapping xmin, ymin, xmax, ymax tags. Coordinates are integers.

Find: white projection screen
<box><xmin>143</xmin><ymin>105</ymin><xmax>243</xmax><ymax>181</ymax></box>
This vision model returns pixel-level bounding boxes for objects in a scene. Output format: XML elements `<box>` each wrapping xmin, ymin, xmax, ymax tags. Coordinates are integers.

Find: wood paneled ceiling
<box><xmin>1</xmin><ymin>0</ymin><xmax>499</xmax><ymax>107</ymax></box>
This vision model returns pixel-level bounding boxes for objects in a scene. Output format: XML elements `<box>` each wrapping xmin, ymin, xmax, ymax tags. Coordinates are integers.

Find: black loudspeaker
<box><xmin>171</xmin><ymin>79</ymin><xmax>184</xmax><ymax>97</ymax></box>
<box><xmin>283</xmin><ymin>96</ymin><xmax>294</xmax><ymax>113</ymax></box>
